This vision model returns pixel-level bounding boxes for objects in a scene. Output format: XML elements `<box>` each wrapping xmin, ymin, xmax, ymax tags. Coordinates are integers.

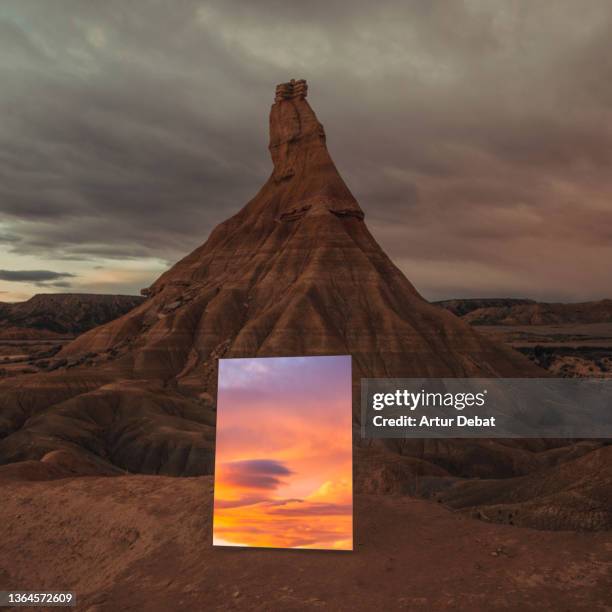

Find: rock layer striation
<box><xmin>1</xmin><ymin>80</ymin><xmax>552</xmax><ymax>482</ymax></box>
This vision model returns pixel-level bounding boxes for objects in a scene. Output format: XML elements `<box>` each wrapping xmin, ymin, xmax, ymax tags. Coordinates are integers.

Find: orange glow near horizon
<box><xmin>213</xmin><ymin>355</ymin><xmax>353</xmax><ymax>550</ymax></box>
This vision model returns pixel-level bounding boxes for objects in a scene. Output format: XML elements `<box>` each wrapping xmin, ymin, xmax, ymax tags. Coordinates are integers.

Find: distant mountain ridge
<box><xmin>436</xmin><ymin>298</ymin><xmax>536</xmax><ymax>318</ymax></box>
<box><xmin>436</xmin><ymin>298</ymin><xmax>612</xmax><ymax>325</ymax></box>
<box><xmin>0</xmin><ymin>293</ymin><xmax>144</xmax><ymax>336</ymax></box>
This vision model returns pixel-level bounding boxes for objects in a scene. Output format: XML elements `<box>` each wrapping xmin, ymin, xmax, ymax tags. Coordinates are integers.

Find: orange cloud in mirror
<box><xmin>213</xmin><ymin>355</ymin><xmax>353</xmax><ymax>550</ymax></box>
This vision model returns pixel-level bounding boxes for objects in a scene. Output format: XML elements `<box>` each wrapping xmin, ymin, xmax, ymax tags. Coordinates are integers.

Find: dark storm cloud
<box><xmin>1</xmin><ymin>0</ymin><xmax>611</xmax><ymax>300</ymax></box>
<box><xmin>0</xmin><ymin>0</ymin><xmax>268</xmax><ymax>264</ymax></box>
<box><xmin>0</xmin><ymin>270</ymin><xmax>76</xmax><ymax>286</ymax></box>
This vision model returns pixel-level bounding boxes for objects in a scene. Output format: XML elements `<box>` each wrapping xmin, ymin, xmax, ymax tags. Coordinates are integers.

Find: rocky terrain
<box><xmin>0</xmin><ymin>293</ymin><xmax>145</xmax><ymax>336</ymax></box>
<box><xmin>435</xmin><ymin>298</ymin><xmax>536</xmax><ymax>319</ymax></box>
<box><xmin>0</xmin><ymin>294</ymin><xmax>144</xmax><ymax>378</ymax></box>
<box><xmin>436</xmin><ymin>299</ymin><xmax>612</xmax><ymax>378</ymax></box>
<box><xmin>0</xmin><ymin>80</ymin><xmax>610</xmax><ymax>608</ymax></box>
<box><xmin>436</xmin><ymin>298</ymin><xmax>612</xmax><ymax>326</ymax></box>
<box><xmin>1</xmin><ymin>464</ymin><xmax>610</xmax><ymax>611</ymax></box>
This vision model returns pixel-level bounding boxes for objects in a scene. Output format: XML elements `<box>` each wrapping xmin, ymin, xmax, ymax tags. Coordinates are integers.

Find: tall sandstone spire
<box><xmin>0</xmin><ymin>80</ymin><xmax>541</xmax><ymax>475</ymax></box>
<box><xmin>65</xmin><ymin>79</ymin><xmax>537</xmax><ymax>385</ymax></box>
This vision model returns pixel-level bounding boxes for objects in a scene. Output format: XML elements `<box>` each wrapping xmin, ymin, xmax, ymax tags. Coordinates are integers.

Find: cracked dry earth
<box><xmin>1</xmin><ymin>470</ymin><xmax>610</xmax><ymax>611</ymax></box>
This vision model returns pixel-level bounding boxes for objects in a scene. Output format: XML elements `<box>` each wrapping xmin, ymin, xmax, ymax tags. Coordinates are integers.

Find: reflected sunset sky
<box><xmin>213</xmin><ymin>355</ymin><xmax>353</xmax><ymax>550</ymax></box>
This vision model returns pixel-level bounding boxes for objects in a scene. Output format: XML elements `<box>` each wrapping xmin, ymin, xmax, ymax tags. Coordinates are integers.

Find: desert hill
<box><xmin>60</xmin><ymin>81</ymin><xmax>535</xmax><ymax>386</ymax></box>
<box><xmin>436</xmin><ymin>298</ymin><xmax>612</xmax><ymax>378</ymax></box>
<box><xmin>436</xmin><ymin>298</ymin><xmax>612</xmax><ymax>325</ymax></box>
<box><xmin>438</xmin><ymin>444</ymin><xmax>612</xmax><ymax>530</ymax></box>
<box><xmin>0</xmin><ymin>79</ymin><xmax>543</xmax><ymax>477</ymax></box>
<box><xmin>0</xmin><ymin>80</ymin><xmax>608</xmax><ymax>534</ymax></box>
<box><xmin>0</xmin><ymin>293</ymin><xmax>144</xmax><ymax>338</ymax></box>
<box><xmin>435</xmin><ymin>298</ymin><xmax>535</xmax><ymax>318</ymax></box>
<box><xmin>0</xmin><ymin>293</ymin><xmax>145</xmax><ymax>379</ymax></box>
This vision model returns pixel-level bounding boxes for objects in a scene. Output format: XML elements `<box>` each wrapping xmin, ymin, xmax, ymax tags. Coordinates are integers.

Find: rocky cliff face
<box><xmin>1</xmin><ymin>80</ymin><xmax>545</xmax><ymax>479</ymax></box>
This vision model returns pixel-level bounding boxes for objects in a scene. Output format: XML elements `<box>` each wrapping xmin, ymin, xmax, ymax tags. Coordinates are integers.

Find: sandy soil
<box><xmin>1</xmin><ymin>470</ymin><xmax>610</xmax><ymax>611</ymax></box>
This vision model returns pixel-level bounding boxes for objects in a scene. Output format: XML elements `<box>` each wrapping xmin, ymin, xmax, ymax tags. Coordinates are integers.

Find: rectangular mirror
<box><xmin>213</xmin><ymin>355</ymin><xmax>353</xmax><ymax>550</ymax></box>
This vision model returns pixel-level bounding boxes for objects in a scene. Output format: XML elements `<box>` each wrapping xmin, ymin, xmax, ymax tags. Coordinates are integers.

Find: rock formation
<box><xmin>0</xmin><ymin>293</ymin><xmax>146</xmax><ymax>379</ymax></box>
<box><xmin>60</xmin><ymin>80</ymin><xmax>538</xmax><ymax>388</ymax></box>
<box><xmin>436</xmin><ymin>298</ymin><xmax>612</xmax><ymax>325</ymax></box>
<box><xmin>0</xmin><ymin>293</ymin><xmax>144</xmax><ymax>338</ymax></box>
<box><xmin>435</xmin><ymin>298</ymin><xmax>536</xmax><ymax>318</ymax></box>
<box><xmin>9</xmin><ymin>80</ymin><xmax>609</xmax><ymax>529</ymax></box>
<box><xmin>436</xmin><ymin>297</ymin><xmax>612</xmax><ymax>378</ymax></box>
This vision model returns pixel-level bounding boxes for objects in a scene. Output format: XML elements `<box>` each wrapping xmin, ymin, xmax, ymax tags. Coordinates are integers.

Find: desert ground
<box><xmin>1</xmin><ymin>465</ymin><xmax>611</xmax><ymax>611</ymax></box>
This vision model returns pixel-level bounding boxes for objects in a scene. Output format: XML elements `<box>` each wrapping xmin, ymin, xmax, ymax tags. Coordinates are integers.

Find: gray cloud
<box><xmin>0</xmin><ymin>1</ymin><xmax>611</xmax><ymax>301</ymax></box>
<box><xmin>0</xmin><ymin>270</ymin><xmax>76</xmax><ymax>285</ymax></box>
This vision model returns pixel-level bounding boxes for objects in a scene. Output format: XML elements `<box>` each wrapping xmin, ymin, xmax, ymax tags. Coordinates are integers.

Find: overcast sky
<box><xmin>1</xmin><ymin>1</ymin><xmax>611</xmax><ymax>302</ymax></box>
